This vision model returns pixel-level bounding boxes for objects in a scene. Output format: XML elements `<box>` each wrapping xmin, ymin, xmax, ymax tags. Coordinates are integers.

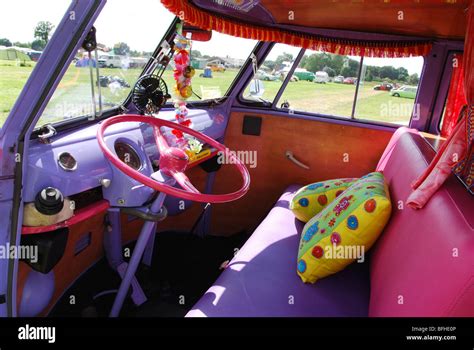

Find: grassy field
<box><xmin>245</xmin><ymin>78</ymin><xmax>415</xmax><ymax>124</ymax></box>
<box><xmin>0</xmin><ymin>62</ymin><xmax>415</xmax><ymax>127</ymax></box>
<box><xmin>0</xmin><ymin>60</ymin><xmax>37</xmax><ymax>123</ymax></box>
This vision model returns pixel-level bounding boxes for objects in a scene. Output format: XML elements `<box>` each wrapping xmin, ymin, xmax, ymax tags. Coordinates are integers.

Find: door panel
<box><xmin>210</xmin><ymin>112</ymin><xmax>394</xmax><ymax>235</ymax></box>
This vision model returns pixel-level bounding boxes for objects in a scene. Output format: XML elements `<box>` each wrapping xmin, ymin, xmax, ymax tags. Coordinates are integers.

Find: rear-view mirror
<box><xmin>182</xmin><ymin>23</ymin><xmax>212</xmax><ymax>42</ymax></box>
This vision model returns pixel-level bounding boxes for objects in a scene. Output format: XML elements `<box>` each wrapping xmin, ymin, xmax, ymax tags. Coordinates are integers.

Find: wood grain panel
<box><xmin>209</xmin><ymin>112</ymin><xmax>393</xmax><ymax>235</ymax></box>
<box><xmin>17</xmin><ymin>209</ymin><xmax>107</xmax><ymax>316</ymax></box>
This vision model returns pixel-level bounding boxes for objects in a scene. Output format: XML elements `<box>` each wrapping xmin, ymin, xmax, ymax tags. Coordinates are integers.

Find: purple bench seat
<box><xmin>186</xmin><ymin>185</ymin><xmax>370</xmax><ymax>317</ymax></box>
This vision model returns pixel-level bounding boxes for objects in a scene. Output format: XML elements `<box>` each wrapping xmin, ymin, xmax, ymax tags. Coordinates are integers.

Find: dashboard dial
<box><xmin>114</xmin><ymin>142</ymin><xmax>142</xmax><ymax>170</ymax></box>
<box><xmin>58</xmin><ymin>152</ymin><xmax>77</xmax><ymax>171</ymax></box>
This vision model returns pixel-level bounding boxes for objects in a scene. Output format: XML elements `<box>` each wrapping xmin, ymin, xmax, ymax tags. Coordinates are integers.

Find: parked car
<box><xmin>256</xmin><ymin>69</ymin><xmax>279</xmax><ymax>81</ymax></box>
<box><xmin>129</xmin><ymin>57</ymin><xmax>148</xmax><ymax>68</ymax></box>
<box><xmin>276</xmin><ymin>70</ymin><xmax>299</xmax><ymax>82</ymax></box>
<box><xmin>293</xmin><ymin>69</ymin><xmax>315</xmax><ymax>81</ymax></box>
<box><xmin>98</xmin><ymin>54</ymin><xmax>125</xmax><ymax>68</ymax></box>
<box><xmin>26</xmin><ymin>50</ymin><xmax>42</xmax><ymax>62</ymax></box>
<box><xmin>334</xmin><ymin>75</ymin><xmax>344</xmax><ymax>83</ymax></box>
<box><xmin>391</xmin><ymin>85</ymin><xmax>418</xmax><ymax>99</ymax></box>
<box><xmin>343</xmin><ymin>77</ymin><xmax>357</xmax><ymax>84</ymax></box>
<box><xmin>373</xmin><ymin>83</ymin><xmax>394</xmax><ymax>91</ymax></box>
<box><xmin>314</xmin><ymin>71</ymin><xmax>329</xmax><ymax>83</ymax></box>
<box><xmin>288</xmin><ymin>75</ymin><xmax>299</xmax><ymax>82</ymax></box>
<box><xmin>209</xmin><ymin>63</ymin><xmax>226</xmax><ymax>72</ymax></box>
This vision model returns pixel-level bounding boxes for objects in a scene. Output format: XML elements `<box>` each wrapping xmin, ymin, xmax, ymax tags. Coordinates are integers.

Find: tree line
<box><xmin>0</xmin><ymin>21</ymin><xmax>54</xmax><ymax>51</ymax></box>
<box><xmin>0</xmin><ymin>21</ymin><xmax>152</xmax><ymax>57</ymax></box>
<box><xmin>266</xmin><ymin>52</ymin><xmax>419</xmax><ymax>85</ymax></box>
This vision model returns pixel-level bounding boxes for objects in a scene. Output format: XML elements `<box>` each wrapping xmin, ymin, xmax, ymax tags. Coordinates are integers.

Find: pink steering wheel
<box><xmin>97</xmin><ymin>114</ymin><xmax>250</xmax><ymax>203</ymax></box>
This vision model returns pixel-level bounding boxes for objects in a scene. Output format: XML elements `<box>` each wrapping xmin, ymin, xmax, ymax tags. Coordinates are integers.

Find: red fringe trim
<box><xmin>161</xmin><ymin>0</ymin><xmax>432</xmax><ymax>58</ymax></box>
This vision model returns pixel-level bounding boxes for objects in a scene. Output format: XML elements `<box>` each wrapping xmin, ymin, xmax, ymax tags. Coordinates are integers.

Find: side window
<box><xmin>354</xmin><ymin>56</ymin><xmax>423</xmax><ymax>125</ymax></box>
<box><xmin>241</xmin><ymin>43</ymin><xmax>302</xmax><ymax>104</ymax></box>
<box><xmin>270</xmin><ymin>48</ymin><xmax>424</xmax><ymax>125</ymax></box>
<box><xmin>278</xmin><ymin>50</ymin><xmax>360</xmax><ymax>116</ymax></box>
<box><xmin>161</xmin><ymin>32</ymin><xmax>257</xmax><ymax>102</ymax></box>
<box><xmin>0</xmin><ymin>0</ymin><xmax>71</xmax><ymax>127</ymax></box>
<box><xmin>266</xmin><ymin>50</ymin><xmax>424</xmax><ymax>125</ymax></box>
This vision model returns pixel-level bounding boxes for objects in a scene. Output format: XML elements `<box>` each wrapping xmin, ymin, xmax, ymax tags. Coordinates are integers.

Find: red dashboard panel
<box><xmin>22</xmin><ymin>200</ymin><xmax>110</xmax><ymax>235</ymax></box>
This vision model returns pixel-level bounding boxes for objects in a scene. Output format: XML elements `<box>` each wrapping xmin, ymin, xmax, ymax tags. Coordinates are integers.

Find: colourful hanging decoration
<box><xmin>171</xmin><ymin>29</ymin><xmax>196</xmax><ymax>145</ymax></box>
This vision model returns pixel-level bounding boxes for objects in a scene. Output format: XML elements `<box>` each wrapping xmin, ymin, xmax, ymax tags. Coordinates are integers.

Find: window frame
<box><xmin>32</xmin><ymin>18</ymin><xmax>259</xmax><ymax>138</ymax></box>
<box><xmin>31</xmin><ymin>16</ymin><xmax>180</xmax><ymax>138</ymax></box>
<box><xmin>137</xmin><ymin>25</ymin><xmax>259</xmax><ymax>109</ymax></box>
<box><xmin>434</xmin><ymin>51</ymin><xmax>462</xmax><ymax>135</ymax></box>
<box><xmin>33</xmin><ymin>7</ymin><xmax>181</xmax><ymax>132</ymax></box>
<box><xmin>237</xmin><ymin>42</ymin><xmax>305</xmax><ymax>109</ymax></box>
<box><xmin>238</xmin><ymin>42</ymin><xmax>427</xmax><ymax>128</ymax></box>
<box><xmin>271</xmin><ymin>48</ymin><xmax>306</xmax><ymax>109</ymax></box>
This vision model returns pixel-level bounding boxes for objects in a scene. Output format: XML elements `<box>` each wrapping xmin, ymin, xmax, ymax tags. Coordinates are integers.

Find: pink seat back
<box><xmin>370</xmin><ymin>128</ymin><xmax>474</xmax><ymax>316</ymax></box>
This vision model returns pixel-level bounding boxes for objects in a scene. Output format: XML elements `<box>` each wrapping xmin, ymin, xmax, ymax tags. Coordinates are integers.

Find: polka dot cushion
<box><xmin>297</xmin><ymin>172</ymin><xmax>392</xmax><ymax>284</ymax></box>
<box><xmin>290</xmin><ymin>178</ymin><xmax>358</xmax><ymax>222</ymax></box>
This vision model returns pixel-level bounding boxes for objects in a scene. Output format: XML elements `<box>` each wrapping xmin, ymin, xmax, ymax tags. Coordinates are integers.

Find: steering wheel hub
<box><xmin>160</xmin><ymin>147</ymin><xmax>189</xmax><ymax>175</ymax></box>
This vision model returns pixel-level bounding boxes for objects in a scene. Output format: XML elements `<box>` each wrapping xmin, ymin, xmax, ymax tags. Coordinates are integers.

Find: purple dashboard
<box><xmin>24</xmin><ymin>108</ymin><xmax>228</xmax><ymax>209</ymax></box>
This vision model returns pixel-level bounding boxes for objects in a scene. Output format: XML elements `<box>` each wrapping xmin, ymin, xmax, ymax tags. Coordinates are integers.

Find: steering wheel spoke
<box><xmin>153</xmin><ymin>124</ymin><xmax>169</xmax><ymax>153</ymax></box>
<box><xmin>172</xmin><ymin>171</ymin><xmax>201</xmax><ymax>194</ymax></box>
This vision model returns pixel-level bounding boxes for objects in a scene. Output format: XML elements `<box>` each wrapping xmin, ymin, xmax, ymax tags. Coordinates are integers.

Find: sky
<box><xmin>0</xmin><ymin>0</ymin><xmax>174</xmax><ymax>52</ymax></box>
<box><xmin>0</xmin><ymin>0</ymin><xmax>423</xmax><ymax>73</ymax></box>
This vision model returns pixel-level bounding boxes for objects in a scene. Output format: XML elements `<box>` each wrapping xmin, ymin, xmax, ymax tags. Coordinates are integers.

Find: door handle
<box><xmin>285</xmin><ymin>151</ymin><xmax>310</xmax><ymax>170</ymax></box>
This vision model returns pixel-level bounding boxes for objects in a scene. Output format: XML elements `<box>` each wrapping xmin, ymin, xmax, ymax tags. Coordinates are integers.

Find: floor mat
<box><xmin>149</xmin><ymin>230</ymin><xmax>250</xmax><ymax>311</ymax></box>
<box><xmin>49</xmin><ymin>230</ymin><xmax>249</xmax><ymax>317</ymax></box>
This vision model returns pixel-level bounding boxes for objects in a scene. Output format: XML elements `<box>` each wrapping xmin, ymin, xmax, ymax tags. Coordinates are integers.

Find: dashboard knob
<box><xmin>100</xmin><ymin>178</ymin><xmax>111</xmax><ymax>188</ymax></box>
<box><xmin>34</xmin><ymin>187</ymin><xmax>64</xmax><ymax>215</ymax></box>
